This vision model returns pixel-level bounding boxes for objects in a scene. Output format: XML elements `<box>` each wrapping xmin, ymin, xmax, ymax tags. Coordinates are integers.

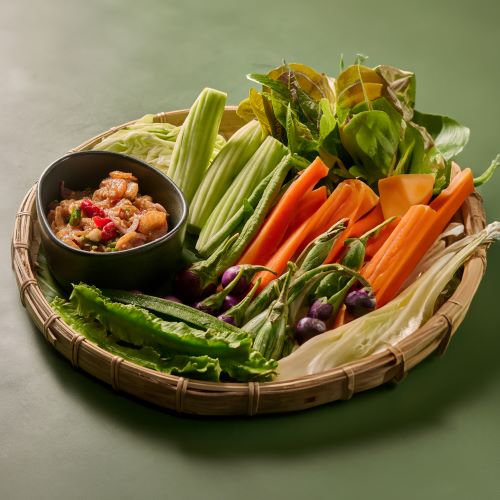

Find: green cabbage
<box><xmin>92</xmin><ymin>114</ymin><xmax>225</xmax><ymax>174</ymax></box>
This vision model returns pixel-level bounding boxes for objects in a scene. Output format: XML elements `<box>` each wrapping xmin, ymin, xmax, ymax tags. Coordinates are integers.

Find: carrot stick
<box><xmin>349</xmin><ymin>204</ymin><xmax>385</xmax><ymax>238</ymax></box>
<box><xmin>254</xmin><ymin>183</ymin><xmax>354</xmax><ymax>290</ymax></box>
<box><xmin>429</xmin><ymin>168</ymin><xmax>474</xmax><ymax>215</ymax></box>
<box><xmin>364</xmin><ymin>217</ymin><xmax>401</xmax><ymax>260</ymax></box>
<box><xmin>323</xmin><ymin>180</ymin><xmax>379</xmax><ymax>264</ymax></box>
<box><xmin>284</xmin><ymin>187</ymin><xmax>327</xmax><ymax>238</ymax></box>
<box><xmin>361</xmin><ymin>205</ymin><xmax>438</xmax><ymax>306</ymax></box>
<box><xmin>238</xmin><ymin>157</ymin><xmax>329</xmax><ymax>265</ymax></box>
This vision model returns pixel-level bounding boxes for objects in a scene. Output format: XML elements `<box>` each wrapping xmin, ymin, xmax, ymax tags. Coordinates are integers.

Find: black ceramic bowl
<box><xmin>36</xmin><ymin>150</ymin><xmax>188</xmax><ymax>291</ymax></box>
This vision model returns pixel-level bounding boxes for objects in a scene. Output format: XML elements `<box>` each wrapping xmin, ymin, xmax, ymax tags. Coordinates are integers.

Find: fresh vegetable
<box><xmin>168</xmin><ymin>88</ymin><xmax>227</xmax><ymax>203</ymax></box>
<box><xmin>252</xmin><ymin>264</ymin><xmax>295</xmax><ymax>360</ymax></box>
<box><xmin>52</xmin><ymin>297</ymin><xmax>223</xmax><ymax>381</ymax></box>
<box><xmin>219</xmin><ymin>278</ymin><xmax>262</xmax><ymax>327</ymax></box>
<box><xmin>196</xmin><ymin>169</ymin><xmax>275</xmax><ymax>257</ymax></box>
<box><xmin>197</xmin><ymin>136</ymin><xmax>288</xmax><ymax>252</ymax></box>
<box><xmin>188</xmin><ymin>120</ymin><xmax>263</xmax><ymax>231</ymax></box>
<box><xmin>93</xmin><ymin>114</ymin><xmax>227</xmax><ymax>174</ymax></box>
<box><xmin>221</xmin><ymin>264</ymin><xmax>273</xmax><ymax>295</ymax></box>
<box><xmin>363</xmin><ymin>168</ymin><xmax>475</xmax><ymax>306</ymax></box>
<box><xmin>349</xmin><ymin>204</ymin><xmax>385</xmax><ymax>238</ymax></box>
<box><xmin>104</xmin><ymin>288</ymin><xmax>244</xmax><ymax>336</ymax></box>
<box><xmin>308</xmin><ymin>301</ymin><xmax>333</xmax><ymax>321</ymax></box>
<box><xmin>364</xmin><ymin>218</ymin><xmax>400</xmax><ymax>259</ymax></box>
<box><xmin>238</xmin><ymin>157</ymin><xmax>329</xmax><ymax>265</ymax></box>
<box><xmin>193</xmin><ymin>266</ymin><xmax>247</xmax><ymax>315</ymax></box>
<box><xmin>323</xmin><ymin>179</ymin><xmax>379</xmax><ymax>263</ymax></box>
<box><xmin>174</xmin><ymin>234</ymin><xmax>239</xmax><ymax>303</ymax></box>
<box><xmin>277</xmin><ymin>222</ymin><xmax>500</xmax><ymax>379</ymax></box>
<box><xmin>216</xmin><ymin>154</ymin><xmax>294</xmax><ymax>271</ymax></box>
<box><xmin>378</xmin><ymin>173</ymin><xmax>435</xmax><ymax>218</ymax></box>
<box><xmin>253</xmin><ymin>182</ymin><xmax>354</xmax><ymax>289</ymax></box>
<box><xmin>345</xmin><ymin>287</ymin><xmax>376</xmax><ymax>317</ymax></box>
<box><xmin>239</xmin><ymin>60</ymin><xmax>471</xmax><ymax>196</ymax></box>
<box><xmin>284</xmin><ymin>186</ymin><xmax>328</xmax><ymax>236</ymax></box>
<box><xmin>295</xmin><ymin>317</ymin><xmax>327</xmax><ymax>345</ymax></box>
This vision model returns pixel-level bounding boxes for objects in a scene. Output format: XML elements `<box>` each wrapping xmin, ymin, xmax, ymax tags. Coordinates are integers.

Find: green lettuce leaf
<box><xmin>70</xmin><ymin>284</ymin><xmax>252</xmax><ymax>359</ymax></box>
<box><xmin>51</xmin><ymin>298</ymin><xmax>222</xmax><ymax>381</ymax></box>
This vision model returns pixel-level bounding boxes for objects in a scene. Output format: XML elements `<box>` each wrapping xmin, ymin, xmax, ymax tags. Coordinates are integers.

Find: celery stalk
<box><xmin>188</xmin><ymin>120</ymin><xmax>264</xmax><ymax>232</ymax></box>
<box><xmin>196</xmin><ymin>136</ymin><xmax>287</xmax><ymax>252</ymax></box>
<box><xmin>168</xmin><ymin>87</ymin><xmax>227</xmax><ymax>203</ymax></box>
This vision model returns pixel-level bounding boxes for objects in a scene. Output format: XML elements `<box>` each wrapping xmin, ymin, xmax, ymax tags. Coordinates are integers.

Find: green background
<box><xmin>1</xmin><ymin>1</ymin><xmax>499</xmax><ymax>498</ymax></box>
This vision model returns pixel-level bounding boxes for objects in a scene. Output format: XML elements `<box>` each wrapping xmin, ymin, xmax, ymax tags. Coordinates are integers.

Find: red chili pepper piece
<box><xmin>80</xmin><ymin>198</ymin><xmax>105</xmax><ymax>218</ymax></box>
<box><xmin>101</xmin><ymin>221</ymin><xmax>117</xmax><ymax>241</ymax></box>
<box><xmin>92</xmin><ymin>216</ymin><xmax>113</xmax><ymax>229</ymax></box>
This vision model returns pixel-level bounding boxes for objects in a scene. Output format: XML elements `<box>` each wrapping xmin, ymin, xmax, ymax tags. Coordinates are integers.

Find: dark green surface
<box><xmin>1</xmin><ymin>1</ymin><xmax>499</xmax><ymax>499</ymax></box>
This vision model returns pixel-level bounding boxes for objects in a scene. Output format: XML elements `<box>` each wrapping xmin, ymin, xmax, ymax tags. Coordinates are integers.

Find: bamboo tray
<box><xmin>12</xmin><ymin>107</ymin><xmax>488</xmax><ymax>416</ymax></box>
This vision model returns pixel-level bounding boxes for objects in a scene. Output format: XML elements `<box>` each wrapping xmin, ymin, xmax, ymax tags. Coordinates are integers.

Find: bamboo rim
<box><xmin>11</xmin><ymin>107</ymin><xmax>488</xmax><ymax>416</ymax></box>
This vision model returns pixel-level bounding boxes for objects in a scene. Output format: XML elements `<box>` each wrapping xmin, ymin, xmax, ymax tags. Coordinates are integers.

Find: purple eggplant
<box><xmin>221</xmin><ymin>294</ymin><xmax>243</xmax><ymax>312</ymax></box>
<box><xmin>295</xmin><ymin>317</ymin><xmax>327</xmax><ymax>345</ymax></box>
<box><xmin>221</xmin><ymin>264</ymin><xmax>276</xmax><ymax>296</ymax></box>
<box><xmin>217</xmin><ymin>314</ymin><xmax>236</xmax><ymax>325</ymax></box>
<box><xmin>345</xmin><ymin>287</ymin><xmax>376</xmax><ymax>317</ymax></box>
<box><xmin>308</xmin><ymin>299</ymin><xmax>334</xmax><ymax>321</ymax></box>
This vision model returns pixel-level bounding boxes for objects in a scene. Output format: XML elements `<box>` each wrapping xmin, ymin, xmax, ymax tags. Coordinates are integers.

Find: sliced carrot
<box><xmin>238</xmin><ymin>157</ymin><xmax>329</xmax><ymax>265</ymax></box>
<box><xmin>429</xmin><ymin>168</ymin><xmax>474</xmax><ymax>215</ymax></box>
<box><xmin>362</xmin><ymin>205</ymin><xmax>438</xmax><ymax>306</ymax></box>
<box><xmin>323</xmin><ymin>180</ymin><xmax>379</xmax><ymax>264</ymax></box>
<box><xmin>364</xmin><ymin>217</ymin><xmax>401</xmax><ymax>260</ymax></box>
<box><xmin>332</xmin><ymin>304</ymin><xmax>347</xmax><ymax>328</ymax></box>
<box><xmin>378</xmin><ymin>174</ymin><xmax>435</xmax><ymax>219</ymax></box>
<box><xmin>254</xmin><ymin>182</ymin><xmax>354</xmax><ymax>291</ymax></box>
<box><xmin>284</xmin><ymin>186</ymin><xmax>328</xmax><ymax>238</ymax></box>
<box><xmin>349</xmin><ymin>204</ymin><xmax>385</xmax><ymax>239</ymax></box>
<box><xmin>343</xmin><ymin>179</ymin><xmax>380</xmax><ymax>220</ymax></box>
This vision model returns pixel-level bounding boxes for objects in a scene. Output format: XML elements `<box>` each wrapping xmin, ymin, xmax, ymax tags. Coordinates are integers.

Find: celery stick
<box><xmin>168</xmin><ymin>87</ymin><xmax>227</xmax><ymax>203</ymax></box>
<box><xmin>188</xmin><ymin>120</ymin><xmax>264</xmax><ymax>231</ymax></box>
<box><xmin>196</xmin><ymin>136</ymin><xmax>287</xmax><ymax>252</ymax></box>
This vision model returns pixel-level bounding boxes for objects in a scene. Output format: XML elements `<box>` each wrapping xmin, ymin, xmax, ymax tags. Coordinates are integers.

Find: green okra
<box><xmin>295</xmin><ymin>219</ymin><xmax>347</xmax><ymax>272</ymax></box>
<box><xmin>197</xmin><ymin>136</ymin><xmax>287</xmax><ymax>251</ymax></box>
<box><xmin>197</xmin><ymin>171</ymin><xmax>275</xmax><ymax>257</ymax></box>
<box><xmin>103</xmin><ymin>289</ymin><xmax>243</xmax><ymax>336</ymax></box>
<box><xmin>215</xmin><ymin>154</ymin><xmax>294</xmax><ymax>273</ymax></box>
<box><xmin>252</xmin><ymin>264</ymin><xmax>295</xmax><ymax>360</ymax></box>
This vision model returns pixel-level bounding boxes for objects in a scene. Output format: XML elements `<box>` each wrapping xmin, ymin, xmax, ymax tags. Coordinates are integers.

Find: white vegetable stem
<box><xmin>277</xmin><ymin>222</ymin><xmax>500</xmax><ymax>380</ymax></box>
<box><xmin>168</xmin><ymin>88</ymin><xmax>227</xmax><ymax>203</ymax></box>
<box><xmin>188</xmin><ymin>120</ymin><xmax>263</xmax><ymax>231</ymax></box>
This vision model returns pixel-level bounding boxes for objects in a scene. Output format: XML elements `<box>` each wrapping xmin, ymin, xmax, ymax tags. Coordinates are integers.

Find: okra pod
<box><xmin>216</xmin><ymin>154</ymin><xmax>294</xmax><ymax>272</ymax></box>
<box><xmin>197</xmin><ymin>136</ymin><xmax>287</xmax><ymax>251</ymax></box>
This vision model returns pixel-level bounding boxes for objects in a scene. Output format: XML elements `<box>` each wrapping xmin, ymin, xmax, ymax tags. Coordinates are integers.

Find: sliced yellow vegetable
<box><xmin>378</xmin><ymin>173</ymin><xmax>435</xmax><ymax>218</ymax></box>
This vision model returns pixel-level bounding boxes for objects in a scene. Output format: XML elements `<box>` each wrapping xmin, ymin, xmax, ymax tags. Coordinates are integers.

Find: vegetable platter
<box><xmin>12</xmin><ymin>60</ymin><xmax>500</xmax><ymax>416</ymax></box>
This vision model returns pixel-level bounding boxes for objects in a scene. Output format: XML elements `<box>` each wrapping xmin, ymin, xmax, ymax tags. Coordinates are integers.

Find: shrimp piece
<box><xmin>109</xmin><ymin>171</ymin><xmax>137</xmax><ymax>182</ymax></box>
<box><xmin>93</xmin><ymin>177</ymin><xmax>127</xmax><ymax>201</ymax></box>
<box><xmin>137</xmin><ymin>210</ymin><xmax>167</xmax><ymax>237</ymax></box>
<box><xmin>115</xmin><ymin>231</ymin><xmax>146</xmax><ymax>250</ymax></box>
<box><xmin>134</xmin><ymin>195</ymin><xmax>155</xmax><ymax>211</ymax></box>
<box><xmin>124</xmin><ymin>181</ymin><xmax>139</xmax><ymax>201</ymax></box>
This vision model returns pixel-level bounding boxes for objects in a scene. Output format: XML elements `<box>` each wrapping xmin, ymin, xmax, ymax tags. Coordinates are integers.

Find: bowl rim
<box><xmin>36</xmin><ymin>150</ymin><xmax>188</xmax><ymax>257</ymax></box>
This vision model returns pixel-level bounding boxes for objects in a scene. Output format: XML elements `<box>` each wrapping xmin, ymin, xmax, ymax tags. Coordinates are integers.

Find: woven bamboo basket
<box><xmin>12</xmin><ymin>107</ymin><xmax>488</xmax><ymax>416</ymax></box>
